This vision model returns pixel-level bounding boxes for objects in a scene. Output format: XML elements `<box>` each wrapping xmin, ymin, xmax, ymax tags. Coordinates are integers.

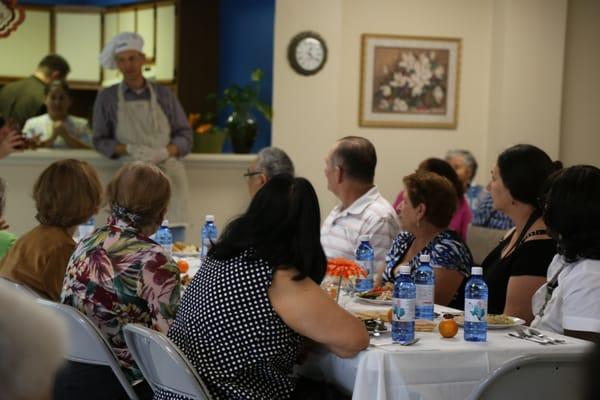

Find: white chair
<box><xmin>123</xmin><ymin>324</ymin><xmax>212</xmax><ymax>399</ymax></box>
<box><xmin>0</xmin><ymin>276</ymin><xmax>41</xmax><ymax>297</ymax></box>
<box><xmin>36</xmin><ymin>299</ymin><xmax>139</xmax><ymax>400</ymax></box>
<box><xmin>466</xmin><ymin>353</ymin><xmax>586</xmax><ymax>400</ymax></box>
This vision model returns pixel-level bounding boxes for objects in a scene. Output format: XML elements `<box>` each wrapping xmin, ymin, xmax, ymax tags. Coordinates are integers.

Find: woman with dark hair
<box><xmin>22</xmin><ymin>80</ymin><xmax>92</xmax><ymax>149</ymax></box>
<box><xmin>154</xmin><ymin>174</ymin><xmax>368</xmax><ymax>400</ymax></box>
<box><xmin>481</xmin><ymin>144</ymin><xmax>562</xmax><ymax>324</ymax></box>
<box><xmin>379</xmin><ymin>171</ymin><xmax>473</xmax><ymax>308</ymax></box>
<box><xmin>393</xmin><ymin>158</ymin><xmax>472</xmax><ymax>241</ymax></box>
<box><xmin>531</xmin><ymin>165</ymin><xmax>600</xmax><ymax>342</ymax></box>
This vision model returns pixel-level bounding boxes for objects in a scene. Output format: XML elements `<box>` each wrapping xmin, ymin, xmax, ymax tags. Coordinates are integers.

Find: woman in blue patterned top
<box><xmin>377</xmin><ymin>171</ymin><xmax>473</xmax><ymax>309</ymax></box>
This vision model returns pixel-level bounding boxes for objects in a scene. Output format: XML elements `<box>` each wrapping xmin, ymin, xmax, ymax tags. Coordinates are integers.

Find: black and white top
<box><xmin>153</xmin><ymin>248</ymin><xmax>302</xmax><ymax>400</ymax></box>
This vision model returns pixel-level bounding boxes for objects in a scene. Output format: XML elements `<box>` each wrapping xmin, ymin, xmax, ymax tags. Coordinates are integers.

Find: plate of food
<box><xmin>354</xmin><ymin>285</ymin><xmax>393</xmax><ymax>306</ymax></box>
<box><xmin>454</xmin><ymin>314</ymin><xmax>526</xmax><ymax>329</ymax></box>
<box><xmin>173</xmin><ymin>242</ymin><xmax>199</xmax><ymax>257</ymax></box>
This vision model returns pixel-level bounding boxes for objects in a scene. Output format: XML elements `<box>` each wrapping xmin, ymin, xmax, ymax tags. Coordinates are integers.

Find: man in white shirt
<box><xmin>320</xmin><ymin>136</ymin><xmax>399</xmax><ymax>266</ymax></box>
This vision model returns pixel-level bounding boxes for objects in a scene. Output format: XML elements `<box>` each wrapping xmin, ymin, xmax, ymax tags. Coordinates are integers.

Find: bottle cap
<box><xmin>471</xmin><ymin>266</ymin><xmax>483</xmax><ymax>275</ymax></box>
<box><xmin>161</xmin><ymin>219</ymin><xmax>169</xmax><ymax>227</ymax></box>
<box><xmin>205</xmin><ymin>215</ymin><xmax>215</xmax><ymax>222</ymax></box>
<box><xmin>419</xmin><ymin>254</ymin><xmax>431</xmax><ymax>263</ymax></box>
<box><xmin>358</xmin><ymin>235</ymin><xmax>370</xmax><ymax>243</ymax></box>
<box><xmin>399</xmin><ymin>265</ymin><xmax>411</xmax><ymax>275</ymax></box>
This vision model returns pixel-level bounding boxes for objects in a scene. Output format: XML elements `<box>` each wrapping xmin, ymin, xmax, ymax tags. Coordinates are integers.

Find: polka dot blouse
<box><xmin>153</xmin><ymin>249</ymin><xmax>302</xmax><ymax>400</ymax></box>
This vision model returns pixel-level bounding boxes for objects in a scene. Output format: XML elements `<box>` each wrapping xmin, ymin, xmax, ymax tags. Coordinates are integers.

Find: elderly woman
<box><xmin>58</xmin><ymin>162</ymin><xmax>181</xmax><ymax>400</ymax></box>
<box><xmin>393</xmin><ymin>158</ymin><xmax>472</xmax><ymax>241</ymax></box>
<box><xmin>22</xmin><ymin>80</ymin><xmax>92</xmax><ymax>149</ymax></box>
<box><xmin>154</xmin><ymin>174</ymin><xmax>368</xmax><ymax>400</ymax></box>
<box><xmin>0</xmin><ymin>282</ymin><xmax>67</xmax><ymax>400</ymax></box>
<box><xmin>531</xmin><ymin>165</ymin><xmax>600</xmax><ymax>342</ymax></box>
<box><xmin>0</xmin><ymin>159</ymin><xmax>102</xmax><ymax>300</ymax></box>
<box><xmin>380</xmin><ymin>171</ymin><xmax>473</xmax><ymax>309</ymax></box>
<box><xmin>481</xmin><ymin>144</ymin><xmax>561</xmax><ymax>324</ymax></box>
<box><xmin>445</xmin><ymin>149</ymin><xmax>483</xmax><ymax>212</ymax></box>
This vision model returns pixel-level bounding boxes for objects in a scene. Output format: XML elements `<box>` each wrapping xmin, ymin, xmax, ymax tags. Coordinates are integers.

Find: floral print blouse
<box><xmin>60</xmin><ymin>216</ymin><xmax>181</xmax><ymax>382</ymax></box>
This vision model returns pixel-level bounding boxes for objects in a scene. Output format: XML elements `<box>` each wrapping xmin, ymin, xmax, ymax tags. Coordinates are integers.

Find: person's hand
<box><xmin>0</xmin><ymin>217</ymin><xmax>9</xmax><ymax>230</ymax></box>
<box><xmin>0</xmin><ymin>125</ymin><xmax>24</xmax><ymax>159</ymax></box>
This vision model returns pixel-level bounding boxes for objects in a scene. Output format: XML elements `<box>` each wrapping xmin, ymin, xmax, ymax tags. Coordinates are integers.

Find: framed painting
<box><xmin>359</xmin><ymin>34</ymin><xmax>461</xmax><ymax>129</ymax></box>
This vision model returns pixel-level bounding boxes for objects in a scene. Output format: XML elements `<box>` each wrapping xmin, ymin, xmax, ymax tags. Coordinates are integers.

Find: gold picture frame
<box><xmin>359</xmin><ymin>34</ymin><xmax>462</xmax><ymax>129</ymax></box>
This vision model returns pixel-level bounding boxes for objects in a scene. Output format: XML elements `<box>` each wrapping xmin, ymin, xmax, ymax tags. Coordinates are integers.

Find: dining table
<box><xmin>298</xmin><ymin>294</ymin><xmax>593</xmax><ymax>400</ymax></box>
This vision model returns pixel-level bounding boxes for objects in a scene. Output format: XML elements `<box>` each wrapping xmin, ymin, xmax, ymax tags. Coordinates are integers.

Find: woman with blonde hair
<box><xmin>57</xmin><ymin>161</ymin><xmax>181</xmax><ymax>400</ymax></box>
<box><xmin>0</xmin><ymin>159</ymin><xmax>102</xmax><ymax>300</ymax></box>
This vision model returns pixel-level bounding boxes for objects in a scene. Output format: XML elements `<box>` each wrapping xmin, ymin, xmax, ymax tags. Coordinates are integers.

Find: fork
<box><xmin>509</xmin><ymin>326</ymin><xmax>550</xmax><ymax>345</ymax></box>
<box><xmin>527</xmin><ymin>327</ymin><xmax>566</xmax><ymax>344</ymax></box>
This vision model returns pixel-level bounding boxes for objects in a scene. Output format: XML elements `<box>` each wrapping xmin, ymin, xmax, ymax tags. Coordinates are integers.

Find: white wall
<box><xmin>560</xmin><ymin>0</ymin><xmax>600</xmax><ymax>166</ymax></box>
<box><xmin>273</xmin><ymin>0</ymin><xmax>568</xmax><ymax>217</ymax></box>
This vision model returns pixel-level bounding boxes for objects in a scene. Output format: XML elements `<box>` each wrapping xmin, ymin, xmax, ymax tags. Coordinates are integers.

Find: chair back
<box><xmin>466</xmin><ymin>225</ymin><xmax>507</xmax><ymax>265</ymax></box>
<box><xmin>0</xmin><ymin>276</ymin><xmax>41</xmax><ymax>297</ymax></box>
<box><xmin>123</xmin><ymin>324</ymin><xmax>212</xmax><ymax>399</ymax></box>
<box><xmin>36</xmin><ymin>299</ymin><xmax>139</xmax><ymax>400</ymax></box>
<box><xmin>467</xmin><ymin>353</ymin><xmax>586</xmax><ymax>400</ymax></box>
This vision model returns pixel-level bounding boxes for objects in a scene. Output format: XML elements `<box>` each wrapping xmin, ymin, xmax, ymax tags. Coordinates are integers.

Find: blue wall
<box><xmin>218</xmin><ymin>0</ymin><xmax>274</xmax><ymax>153</ymax></box>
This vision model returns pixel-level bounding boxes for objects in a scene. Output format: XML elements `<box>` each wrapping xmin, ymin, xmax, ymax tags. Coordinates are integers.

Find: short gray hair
<box><xmin>0</xmin><ymin>177</ymin><xmax>6</xmax><ymax>216</ymax></box>
<box><xmin>445</xmin><ymin>149</ymin><xmax>478</xmax><ymax>181</ymax></box>
<box><xmin>255</xmin><ymin>147</ymin><xmax>295</xmax><ymax>178</ymax></box>
<box><xmin>0</xmin><ymin>283</ymin><xmax>67</xmax><ymax>400</ymax></box>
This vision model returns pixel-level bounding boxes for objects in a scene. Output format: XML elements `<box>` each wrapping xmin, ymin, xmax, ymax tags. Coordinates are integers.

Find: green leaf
<box><xmin>251</xmin><ymin>68</ymin><xmax>263</xmax><ymax>82</ymax></box>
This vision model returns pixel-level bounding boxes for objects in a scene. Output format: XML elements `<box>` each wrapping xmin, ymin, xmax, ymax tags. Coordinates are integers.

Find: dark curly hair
<box><xmin>542</xmin><ymin>165</ymin><xmax>600</xmax><ymax>263</ymax></box>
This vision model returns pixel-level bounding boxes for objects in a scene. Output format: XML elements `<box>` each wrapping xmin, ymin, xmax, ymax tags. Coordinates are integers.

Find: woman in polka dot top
<box><xmin>154</xmin><ymin>174</ymin><xmax>369</xmax><ymax>400</ymax></box>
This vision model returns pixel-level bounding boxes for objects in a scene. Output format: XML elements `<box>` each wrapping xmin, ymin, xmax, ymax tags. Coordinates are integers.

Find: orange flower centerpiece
<box><xmin>325</xmin><ymin>258</ymin><xmax>367</xmax><ymax>303</ymax></box>
<box><xmin>188</xmin><ymin>113</ymin><xmax>226</xmax><ymax>153</ymax></box>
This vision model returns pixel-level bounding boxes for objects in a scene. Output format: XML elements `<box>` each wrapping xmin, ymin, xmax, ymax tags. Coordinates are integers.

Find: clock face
<box><xmin>288</xmin><ymin>31</ymin><xmax>327</xmax><ymax>76</ymax></box>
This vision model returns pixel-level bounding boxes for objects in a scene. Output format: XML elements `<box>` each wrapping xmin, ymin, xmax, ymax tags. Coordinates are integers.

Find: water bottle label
<box><xmin>392</xmin><ymin>298</ymin><xmax>415</xmax><ymax>322</ymax></box>
<box><xmin>357</xmin><ymin>260</ymin><xmax>373</xmax><ymax>277</ymax></box>
<box><xmin>415</xmin><ymin>284</ymin><xmax>434</xmax><ymax>306</ymax></box>
<box><xmin>465</xmin><ymin>299</ymin><xmax>487</xmax><ymax>322</ymax></box>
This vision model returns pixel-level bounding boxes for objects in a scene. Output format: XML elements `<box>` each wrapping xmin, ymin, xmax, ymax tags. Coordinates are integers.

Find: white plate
<box><xmin>173</xmin><ymin>251</ymin><xmax>200</xmax><ymax>258</ymax></box>
<box><xmin>455</xmin><ymin>315</ymin><xmax>526</xmax><ymax>329</ymax></box>
<box><xmin>354</xmin><ymin>296</ymin><xmax>393</xmax><ymax>306</ymax></box>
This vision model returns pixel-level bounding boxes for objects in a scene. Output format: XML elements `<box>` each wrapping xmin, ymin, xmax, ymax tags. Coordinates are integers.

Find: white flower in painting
<box><xmin>434</xmin><ymin>65</ymin><xmax>445</xmax><ymax>79</ymax></box>
<box><xmin>412</xmin><ymin>83</ymin><xmax>424</xmax><ymax>97</ymax></box>
<box><xmin>418</xmin><ymin>52</ymin><xmax>430</xmax><ymax>68</ymax></box>
<box><xmin>382</xmin><ymin>65</ymin><xmax>389</xmax><ymax>75</ymax></box>
<box><xmin>430</xmin><ymin>51</ymin><xmax>436</xmax><ymax>61</ymax></box>
<box><xmin>393</xmin><ymin>98</ymin><xmax>409</xmax><ymax>112</ymax></box>
<box><xmin>378</xmin><ymin>98</ymin><xmax>390</xmax><ymax>110</ymax></box>
<box><xmin>392</xmin><ymin>72</ymin><xmax>408</xmax><ymax>87</ymax></box>
<box><xmin>380</xmin><ymin>85</ymin><xmax>392</xmax><ymax>97</ymax></box>
<box><xmin>433</xmin><ymin>86</ymin><xmax>445</xmax><ymax>104</ymax></box>
<box><xmin>399</xmin><ymin>51</ymin><xmax>417</xmax><ymax>71</ymax></box>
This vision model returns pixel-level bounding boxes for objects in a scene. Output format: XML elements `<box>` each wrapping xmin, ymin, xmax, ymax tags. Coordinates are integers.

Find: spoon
<box><xmin>527</xmin><ymin>328</ymin><xmax>566</xmax><ymax>344</ymax></box>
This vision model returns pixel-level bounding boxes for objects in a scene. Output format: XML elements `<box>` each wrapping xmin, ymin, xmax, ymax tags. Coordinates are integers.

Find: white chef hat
<box><xmin>99</xmin><ymin>32</ymin><xmax>144</xmax><ymax>70</ymax></box>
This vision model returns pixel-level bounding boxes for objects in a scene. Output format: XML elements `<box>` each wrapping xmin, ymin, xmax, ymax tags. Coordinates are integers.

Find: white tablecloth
<box><xmin>299</xmin><ymin>297</ymin><xmax>593</xmax><ymax>400</ymax></box>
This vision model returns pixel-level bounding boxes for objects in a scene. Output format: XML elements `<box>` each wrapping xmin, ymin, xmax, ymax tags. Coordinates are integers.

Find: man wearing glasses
<box><xmin>244</xmin><ymin>147</ymin><xmax>295</xmax><ymax>197</ymax></box>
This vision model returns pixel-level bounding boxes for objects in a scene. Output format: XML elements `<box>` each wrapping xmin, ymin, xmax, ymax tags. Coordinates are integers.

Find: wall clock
<box><xmin>287</xmin><ymin>31</ymin><xmax>328</xmax><ymax>76</ymax></box>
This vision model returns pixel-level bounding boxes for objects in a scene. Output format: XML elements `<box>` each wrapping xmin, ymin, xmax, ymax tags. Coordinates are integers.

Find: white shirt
<box><xmin>23</xmin><ymin>114</ymin><xmax>92</xmax><ymax>148</ymax></box>
<box><xmin>531</xmin><ymin>254</ymin><xmax>600</xmax><ymax>334</ymax></box>
<box><xmin>320</xmin><ymin>186</ymin><xmax>400</xmax><ymax>266</ymax></box>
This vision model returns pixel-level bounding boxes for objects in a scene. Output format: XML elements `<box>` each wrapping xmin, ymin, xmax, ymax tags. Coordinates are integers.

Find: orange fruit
<box><xmin>177</xmin><ymin>259</ymin><xmax>189</xmax><ymax>273</ymax></box>
<box><xmin>439</xmin><ymin>318</ymin><xmax>458</xmax><ymax>338</ymax></box>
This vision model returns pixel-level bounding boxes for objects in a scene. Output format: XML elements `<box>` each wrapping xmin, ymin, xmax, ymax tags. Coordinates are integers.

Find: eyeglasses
<box><xmin>243</xmin><ymin>170</ymin><xmax>263</xmax><ymax>178</ymax></box>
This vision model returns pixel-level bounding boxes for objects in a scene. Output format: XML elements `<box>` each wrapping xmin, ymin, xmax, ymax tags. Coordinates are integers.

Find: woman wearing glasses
<box><xmin>531</xmin><ymin>165</ymin><xmax>600</xmax><ymax>342</ymax></box>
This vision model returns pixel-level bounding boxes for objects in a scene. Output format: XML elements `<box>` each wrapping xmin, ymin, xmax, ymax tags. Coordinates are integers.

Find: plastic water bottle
<box><xmin>464</xmin><ymin>266</ymin><xmax>488</xmax><ymax>342</ymax></box>
<box><xmin>201</xmin><ymin>215</ymin><xmax>218</xmax><ymax>259</ymax></box>
<box><xmin>77</xmin><ymin>216</ymin><xmax>95</xmax><ymax>241</ymax></box>
<box><xmin>155</xmin><ymin>220</ymin><xmax>173</xmax><ymax>258</ymax></box>
<box><xmin>354</xmin><ymin>235</ymin><xmax>374</xmax><ymax>292</ymax></box>
<box><xmin>415</xmin><ymin>254</ymin><xmax>435</xmax><ymax>320</ymax></box>
<box><xmin>392</xmin><ymin>265</ymin><xmax>416</xmax><ymax>344</ymax></box>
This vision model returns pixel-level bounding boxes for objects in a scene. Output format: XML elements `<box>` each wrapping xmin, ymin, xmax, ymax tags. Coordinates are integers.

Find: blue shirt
<box><xmin>92</xmin><ymin>81</ymin><xmax>193</xmax><ymax>158</ymax></box>
<box><xmin>472</xmin><ymin>191</ymin><xmax>514</xmax><ymax>230</ymax></box>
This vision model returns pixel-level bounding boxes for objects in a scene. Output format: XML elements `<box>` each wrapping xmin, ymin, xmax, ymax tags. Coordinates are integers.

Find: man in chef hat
<box><xmin>92</xmin><ymin>32</ymin><xmax>192</xmax><ymax>225</ymax></box>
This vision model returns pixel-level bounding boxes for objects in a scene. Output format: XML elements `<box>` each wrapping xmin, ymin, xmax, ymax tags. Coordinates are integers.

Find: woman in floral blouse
<box><xmin>56</xmin><ymin>161</ymin><xmax>181</xmax><ymax>400</ymax></box>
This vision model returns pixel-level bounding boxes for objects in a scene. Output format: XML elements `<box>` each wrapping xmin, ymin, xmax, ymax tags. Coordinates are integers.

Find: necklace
<box><xmin>520</xmin><ymin>229</ymin><xmax>548</xmax><ymax>244</ymax></box>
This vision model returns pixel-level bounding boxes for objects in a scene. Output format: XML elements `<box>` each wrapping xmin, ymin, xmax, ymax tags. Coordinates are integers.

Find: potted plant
<box><xmin>206</xmin><ymin>68</ymin><xmax>272</xmax><ymax>153</ymax></box>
